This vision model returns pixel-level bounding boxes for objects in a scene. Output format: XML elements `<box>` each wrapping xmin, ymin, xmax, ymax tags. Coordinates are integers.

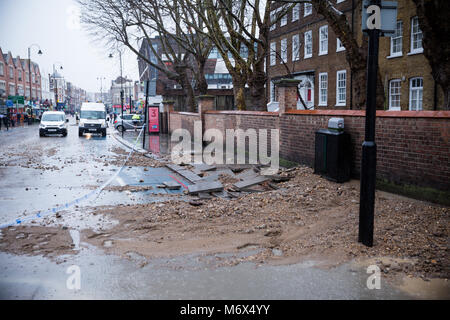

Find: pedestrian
<box><xmin>0</xmin><ymin>114</ymin><xmax>3</xmax><ymax>131</ymax></box>
<box><xmin>3</xmin><ymin>114</ymin><xmax>10</xmax><ymax>131</ymax></box>
<box><xmin>24</xmin><ymin>113</ymin><xmax>29</xmax><ymax>125</ymax></box>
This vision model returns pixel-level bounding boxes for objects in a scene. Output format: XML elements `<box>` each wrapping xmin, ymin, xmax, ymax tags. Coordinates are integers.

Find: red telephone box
<box><xmin>148</xmin><ymin>106</ymin><xmax>160</xmax><ymax>133</ymax></box>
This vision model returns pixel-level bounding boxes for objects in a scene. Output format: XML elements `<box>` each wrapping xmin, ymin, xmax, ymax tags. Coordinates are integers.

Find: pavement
<box><xmin>0</xmin><ymin>117</ymin><xmax>421</xmax><ymax>299</ymax></box>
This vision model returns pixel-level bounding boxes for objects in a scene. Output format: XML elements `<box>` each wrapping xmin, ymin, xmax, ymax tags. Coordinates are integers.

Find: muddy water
<box><xmin>0</xmin><ymin>246</ymin><xmax>414</xmax><ymax>299</ymax></box>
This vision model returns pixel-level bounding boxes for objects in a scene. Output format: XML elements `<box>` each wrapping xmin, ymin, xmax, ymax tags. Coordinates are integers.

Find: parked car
<box><xmin>39</xmin><ymin>111</ymin><xmax>69</xmax><ymax>137</ymax></box>
<box><xmin>78</xmin><ymin>102</ymin><xmax>107</xmax><ymax>137</ymax></box>
<box><xmin>114</xmin><ymin>114</ymin><xmax>144</xmax><ymax>132</ymax></box>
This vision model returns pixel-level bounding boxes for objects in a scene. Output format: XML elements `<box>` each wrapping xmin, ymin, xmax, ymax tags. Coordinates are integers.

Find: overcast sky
<box><xmin>0</xmin><ymin>0</ymin><xmax>139</xmax><ymax>93</ymax></box>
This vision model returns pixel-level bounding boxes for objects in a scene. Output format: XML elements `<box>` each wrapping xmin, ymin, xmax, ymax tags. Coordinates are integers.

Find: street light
<box><xmin>52</xmin><ymin>62</ymin><xmax>63</xmax><ymax>111</ymax></box>
<box><xmin>97</xmin><ymin>77</ymin><xmax>106</xmax><ymax>102</ymax></box>
<box><xmin>28</xmin><ymin>44</ymin><xmax>43</xmax><ymax>123</ymax></box>
<box><xmin>109</xmin><ymin>50</ymin><xmax>124</xmax><ymax>137</ymax></box>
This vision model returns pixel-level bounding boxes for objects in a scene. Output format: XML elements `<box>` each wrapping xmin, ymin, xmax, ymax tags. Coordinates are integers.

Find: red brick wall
<box><xmin>169</xmin><ymin>110</ymin><xmax>450</xmax><ymax>191</ymax></box>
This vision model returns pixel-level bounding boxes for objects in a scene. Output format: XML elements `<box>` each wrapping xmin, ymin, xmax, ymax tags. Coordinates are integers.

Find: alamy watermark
<box><xmin>366</xmin><ymin>265</ymin><xmax>381</xmax><ymax>290</ymax></box>
<box><xmin>66</xmin><ymin>265</ymin><xmax>81</xmax><ymax>291</ymax></box>
<box><xmin>171</xmin><ymin>121</ymin><xmax>279</xmax><ymax>175</ymax></box>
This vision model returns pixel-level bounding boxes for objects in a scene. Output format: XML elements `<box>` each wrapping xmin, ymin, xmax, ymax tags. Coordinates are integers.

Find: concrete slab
<box><xmin>233</xmin><ymin>175</ymin><xmax>269</xmax><ymax>190</ymax></box>
<box><xmin>188</xmin><ymin>181</ymin><xmax>223</xmax><ymax>194</ymax></box>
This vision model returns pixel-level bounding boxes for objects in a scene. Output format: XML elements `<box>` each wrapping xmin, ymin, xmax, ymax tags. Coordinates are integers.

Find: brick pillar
<box><xmin>198</xmin><ymin>95</ymin><xmax>215</xmax><ymax>134</ymax></box>
<box><xmin>274</xmin><ymin>79</ymin><xmax>301</xmax><ymax>115</ymax></box>
<box><xmin>162</xmin><ymin>100</ymin><xmax>174</xmax><ymax>134</ymax></box>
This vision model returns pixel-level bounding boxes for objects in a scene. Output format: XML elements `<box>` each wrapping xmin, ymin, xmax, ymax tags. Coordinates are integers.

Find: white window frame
<box><xmin>280</xmin><ymin>13</ymin><xmax>287</xmax><ymax>27</ymax></box>
<box><xmin>319</xmin><ymin>25</ymin><xmax>328</xmax><ymax>56</ymax></box>
<box><xmin>9</xmin><ymin>66</ymin><xmax>14</xmax><ymax>79</ymax></box>
<box><xmin>388</xmin><ymin>79</ymin><xmax>401</xmax><ymax>110</ymax></box>
<box><xmin>292</xmin><ymin>34</ymin><xmax>300</xmax><ymax>61</ymax></box>
<box><xmin>292</xmin><ymin>3</ymin><xmax>300</xmax><ymax>22</ymax></box>
<box><xmin>0</xmin><ymin>80</ymin><xmax>6</xmax><ymax>92</ymax></box>
<box><xmin>336</xmin><ymin>38</ymin><xmax>345</xmax><ymax>52</ymax></box>
<box><xmin>336</xmin><ymin>70</ymin><xmax>347</xmax><ymax>106</ymax></box>
<box><xmin>318</xmin><ymin>72</ymin><xmax>328</xmax><ymax>106</ymax></box>
<box><xmin>0</xmin><ymin>62</ymin><xmax>4</xmax><ymax>76</ymax></box>
<box><xmin>304</xmin><ymin>30</ymin><xmax>312</xmax><ymax>59</ymax></box>
<box><xmin>409</xmin><ymin>77</ymin><xmax>423</xmax><ymax>111</ymax></box>
<box><xmin>270</xmin><ymin>42</ymin><xmax>276</xmax><ymax>66</ymax></box>
<box><xmin>9</xmin><ymin>83</ymin><xmax>15</xmax><ymax>95</ymax></box>
<box><xmin>280</xmin><ymin>38</ymin><xmax>288</xmax><ymax>63</ymax></box>
<box><xmin>389</xmin><ymin>20</ymin><xmax>403</xmax><ymax>58</ymax></box>
<box><xmin>304</xmin><ymin>3</ymin><xmax>312</xmax><ymax>16</ymax></box>
<box><xmin>409</xmin><ymin>16</ymin><xmax>423</xmax><ymax>55</ymax></box>
<box><xmin>270</xmin><ymin>10</ymin><xmax>276</xmax><ymax>31</ymax></box>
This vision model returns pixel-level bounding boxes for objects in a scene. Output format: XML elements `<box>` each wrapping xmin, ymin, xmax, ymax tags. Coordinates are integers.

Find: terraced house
<box><xmin>267</xmin><ymin>0</ymin><xmax>445</xmax><ymax>110</ymax></box>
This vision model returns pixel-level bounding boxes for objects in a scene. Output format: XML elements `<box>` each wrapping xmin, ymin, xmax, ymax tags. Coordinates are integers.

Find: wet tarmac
<box><xmin>0</xmin><ymin>119</ymin><xmax>416</xmax><ymax>299</ymax></box>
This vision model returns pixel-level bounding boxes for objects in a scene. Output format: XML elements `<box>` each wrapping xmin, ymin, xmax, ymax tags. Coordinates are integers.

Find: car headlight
<box><xmin>101</xmin><ymin>122</ymin><xmax>107</xmax><ymax>128</ymax></box>
<box><xmin>39</xmin><ymin>124</ymin><xmax>46</xmax><ymax>129</ymax></box>
<box><xmin>79</xmin><ymin>121</ymin><xmax>84</xmax><ymax>127</ymax></box>
<box><xmin>59</xmin><ymin>124</ymin><xmax>65</xmax><ymax>128</ymax></box>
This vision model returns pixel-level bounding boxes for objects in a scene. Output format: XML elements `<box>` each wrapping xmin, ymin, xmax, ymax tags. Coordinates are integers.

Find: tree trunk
<box><xmin>233</xmin><ymin>78</ymin><xmax>247</xmax><ymax>111</ymax></box>
<box><xmin>196</xmin><ymin>58</ymin><xmax>208</xmax><ymax>95</ymax></box>
<box><xmin>178</xmin><ymin>70</ymin><xmax>196</xmax><ymax>112</ymax></box>
<box><xmin>247</xmin><ymin>60</ymin><xmax>267</xmax><ymax>111</ymax></box>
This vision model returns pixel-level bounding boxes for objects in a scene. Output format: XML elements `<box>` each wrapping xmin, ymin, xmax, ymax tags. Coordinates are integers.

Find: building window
<box><xmin>390</xmin><ymin>21</ymin><xmax>403</xmax><ymax>57</ymax></box>
<box><xmin>319</xmin><ymin>25</ymin><xmax>328</xmax><ymax>55</ymax></box>
<box><xmin>270</xmin><ymin>42</ymin><xmax>276</xmax><ymax>66</ymax></box>
<box><xmin>270</xmin><ymin>10</ymin><xmax>276</xmax><ymax>31</ymax></box>
<box><xmin>304</xmin><ymin>30</ymin><xmax>312</xmax><ymax>58</ymax></box>
<box><xmin>292</xmin><ymin>34</ymin><xmax>300</xmax><ymax>61</ymax></box>
<box><xmin>280</xmin><ymin>13</ymin><xmax>287</xmax><ymax>27</ymax></box>
<box><xmin>304</xmin><ymin>3</ymin><xmax>312</xmax><ymax>16</ymax></box>
<box><xmin>18</xmin><ymin>85</ymin><xmax>24</xmax><ymax>96</ymax></box>
<box><xmin>336</xmin><ymin>38</ymin><xmax>345</xmax><ymax>52</ymax></box>
<box><xmin>18</xmin><ymin>70</ymin><xmax>22</xmax><ymax>81</ymax></box>
<box><xmin>389</xmin><ymin>79</ymin><xmax>401</xmax><ymax>110</ymax></box>
<box><xmin>410</xmin><ymin>16</ymin><xmax>423</xmax><ymax>53</ymax></box>
<box><xmin>9</xmin><ymin>66</ymin><xmax>14</xmax><ymax>79</ymax></box>
<box><xmin>319</xmin><ymin>72</ymin><xmax>328</xmax><ymax>106</ymax></box>
<box><xmin>0</xmin><ymin>62</ymin><xmax>4</xmax><ymax>76</ymax></box>
<box><xmin>409</xmin><ymin>77</ymin><xmax>423</xmax><ymax>110</ymax></box>
<box><xmin>26</xmin><ymin>71</ymin><xmax>29</xmax><ymax>82</ymax></box>
<box><xmin>280</xmin><ymin>38</ymin><xmax>288</xmax><ymax>63</ymax></box>
<box><xmin>32</xmin><ymin>73</ymin><xmax>35</xmax><ymax>83</ymax></box>
<box><xmin>336</xmin><ymin>70</ymin><xmax>347</xmax><ymax>106</ymax></box>
<box><xmin>292</xmin><ymin>3</ymin><xmax>300</xmax><ymax>21</ymax></box>
<box><xmin>9</xmin><ymin>83</ymin><xmax>15</xmax><ymax>95</ymax></box>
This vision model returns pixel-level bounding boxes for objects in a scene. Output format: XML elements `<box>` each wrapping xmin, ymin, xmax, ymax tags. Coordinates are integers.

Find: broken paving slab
<box><xmin>166</xmin><ymin>164</ymin><xmax>202</xmax><ymax>183</ymax></box>
<box><xmin>187</xmin><ymin>181</ymin><xmax>223</xmax><ymax>194</ymax></box>
<box><xmin>235</xmin><ymin>169</ymin><xmax>259</xmax><ymax>180</ymax></box>
<box><xmin>162</xmin><ymin>181</ymin><xmax>181</xmax><ymax>190</ymax></box>
<box><xmin>233</xmin><ymin>175</ymin><xmax>270</xmax><ymax>190</ymax></box>
<box><xmin>192</xmin><ymin>163</ymin><xmax>216</xmax><ymax>175</ymax></box>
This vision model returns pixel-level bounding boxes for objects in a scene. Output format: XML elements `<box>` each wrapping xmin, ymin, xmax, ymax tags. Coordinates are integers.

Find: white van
<box><xmin>78</xmin><ymin>102</ymin><xmax>107</xmax><ymax>137</ymax></box>
<box><xmin>39</xmin><ymin>111</ymin><xmax>68</xmax><ymax>137</ymax></box>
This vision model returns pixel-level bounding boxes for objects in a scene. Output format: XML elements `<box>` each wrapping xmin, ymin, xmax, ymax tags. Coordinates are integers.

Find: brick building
<box><xmin>137</xmin><ymin>37</ymin><xmax>235</xmax><ymax>111</ymax></box>
<box><xmin>0</xmin><ymin>46</ymin><xmax>42</xmax><ymax>109</ymax></box>
<box><xmin>267</xmin><ymin>0</ymin><xmax>445</xmax><ymax>111</ymax></box>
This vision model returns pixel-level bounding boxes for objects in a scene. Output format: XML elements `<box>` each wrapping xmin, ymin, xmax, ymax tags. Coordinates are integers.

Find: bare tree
<box><xmin>78</xmin><ymin>0</ymin><xmax>213</xmax><ymax>112</ymax></box>
<box><xmin>180</xmin><ymin>0</ymin><xmax>294</xmax><ymax>110</ymax></box>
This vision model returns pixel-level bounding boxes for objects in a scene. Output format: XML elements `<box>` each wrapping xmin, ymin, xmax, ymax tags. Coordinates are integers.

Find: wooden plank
<box><xmin>177</xmin><ymin>169</ymin><xmax>202</xmax><ymax>183</ymax></box>
<box><xmin>233</xmin><ymin>175</ymin><xmax>269</xmax><ymax>190</ymax></box>
<box><xmin>188</xmin><ymin>181</ymin><xmax>223</xmax><ymax>194</ymax></box>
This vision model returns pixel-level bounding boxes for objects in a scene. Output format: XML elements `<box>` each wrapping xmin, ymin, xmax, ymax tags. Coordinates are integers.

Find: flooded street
<box><xmin>0</xmin><ymin>120</ymin><xmax>447</xmax><ymax>300</ymax></box>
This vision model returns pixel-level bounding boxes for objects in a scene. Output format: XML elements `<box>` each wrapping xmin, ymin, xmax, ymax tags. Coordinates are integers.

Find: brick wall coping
<box><xmin>285</xmin><ymin>110</ymin><xmax>450</xmax><ymax>118</ymax></box>
<box><xmin>171</xmin><ymin>109</ymin><xmax>450</xmax><ymax>119</ymax></box>
<box><xmin>204</xmin><ymin>110</ymin><xmax>279</xmax><ymax>117</ymax></box>
<box><xmin>170</xmin><ymin>111</ymin><xmax>200</xmax><ymax>116</ymax></box>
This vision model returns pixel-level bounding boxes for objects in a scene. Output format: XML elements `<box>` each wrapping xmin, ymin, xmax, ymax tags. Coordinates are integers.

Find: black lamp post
<box><xmin>109</xmin><ymin>51</ymin><xmax>124</xmax><ymax>137</ymax></box>
<box><xmin>28</xmin><ymin>44</ymin><xmax>42</xmax><ymax>123</ymax></box>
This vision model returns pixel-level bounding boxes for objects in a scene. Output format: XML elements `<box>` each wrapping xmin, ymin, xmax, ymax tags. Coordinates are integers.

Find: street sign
<box><xmin>8</xmin><ymin>96</ymin><xmax>25</xmax><ymax>104</ymax></box>
<box><xmin>362</xmin><ymin>0</ymin><xmax>398</xmax><ymax>36</ymax></box>
<box><xmin>148</xmin><ymin>106</ymin><xmax>159</xmax><ymax>133</ymax></box>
